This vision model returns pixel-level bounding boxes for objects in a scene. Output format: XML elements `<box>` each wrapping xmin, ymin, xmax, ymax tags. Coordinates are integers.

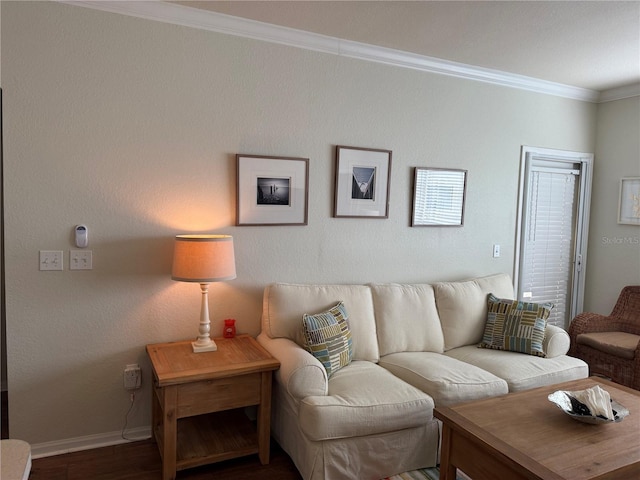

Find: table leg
<box><xmin>162</xmin><ymin>386</ymin><xmax>178</xmax><ymax>480</ymax></box>
<box><xmin>257</xmin><ymin>371</ymin><xmax>273</xmax><ymax>465</ymax></box>
<box><xmin>440</xmin><ymin>422</ymin><xmax>456</xmax><ymax>480</ymax></box>
<box><xmin>151</xmin><ymin>384</ymin><xmax>160</xmax><ymax>442</ymax></box>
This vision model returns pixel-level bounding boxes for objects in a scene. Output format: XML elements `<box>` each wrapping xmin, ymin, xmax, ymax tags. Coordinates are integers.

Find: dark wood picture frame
<box><xmin>411</xmin><ymin>167</ymin><xmax>467</xmax><ymax>226</ymax></box>
<box><xmin>334</xmin><ymin>145</ymin><xmax>392</xmax><ymax>218</ymax></box>
<box><xmin>236</xmin><ymin>154</ymin><xmax>309</xmax><ymax>226</ymax></box>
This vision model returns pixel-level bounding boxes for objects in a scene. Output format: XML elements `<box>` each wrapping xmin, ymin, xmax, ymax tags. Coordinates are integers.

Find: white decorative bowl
<box><xmin>548</xmin><ymin>389</ymin><xmax>629</xmax><ymax>424</ymax></box>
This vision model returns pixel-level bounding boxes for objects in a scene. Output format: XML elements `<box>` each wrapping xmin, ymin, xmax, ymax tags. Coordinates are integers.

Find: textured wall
<box><xmin>587</xmin><ymin>96</ymin><xmax>640</xmax><ymax>312</ymax></box>
<box><xmin>2</xmin><ymin>2</ymin><xmax>597</xmax><ymax>447</ymax></box>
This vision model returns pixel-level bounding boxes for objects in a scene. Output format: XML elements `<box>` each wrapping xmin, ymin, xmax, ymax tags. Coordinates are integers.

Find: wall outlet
<box><xmin>493</xmin><ymin>244</ymin><xmax>501</xmax><ymax>258</ymax></box>
<box><xmin>39</xmin><ymin>250</ymin><xmax>63</xmax><ymax>271</ymax></box>
<box><xmin>123</xmin><ymin>364</ymin><xmax>141</xmax><ymax>390</ymax></box>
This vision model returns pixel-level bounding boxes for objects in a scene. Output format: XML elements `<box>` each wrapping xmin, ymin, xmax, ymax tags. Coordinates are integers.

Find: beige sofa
<box><xmin>256</xmin><ymin>273</ymin><xmax>588</xmax><ymax>480</ymax></box>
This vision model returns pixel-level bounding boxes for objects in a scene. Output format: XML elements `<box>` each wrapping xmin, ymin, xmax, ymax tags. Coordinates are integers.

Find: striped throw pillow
<box><xmin>479</xmin><ymin>294</ymin><xmax>552</xmax><ymax>357</ymax></box>
<box><xmin>302</xmin><ymin>302</ymin><xmax>353</xmax><ymax>377</ymax></box>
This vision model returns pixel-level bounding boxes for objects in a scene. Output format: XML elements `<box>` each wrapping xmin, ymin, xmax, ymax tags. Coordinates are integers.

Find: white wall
<box><xmin>2</xmin><ymin>2</ymin><xmax>598</xmax><ymax>449</ymax></box>
<box><xmin>586</xmin><ymin>96</ymin><xmax>640</xmax><ymax>312</ymax></box>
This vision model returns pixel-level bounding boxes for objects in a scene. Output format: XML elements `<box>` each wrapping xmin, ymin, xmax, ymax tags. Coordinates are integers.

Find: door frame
<box><xmin>514</xmin><ymin>145</ymin><xmax>594</xmax><ymax>325</ymax></box>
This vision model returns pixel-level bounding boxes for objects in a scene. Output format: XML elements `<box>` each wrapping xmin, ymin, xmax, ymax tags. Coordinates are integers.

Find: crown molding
<box><xmin>599</xmin><ymin>83</ymin><xmax>640</xmax><ymax>103</ymax></box>
<box><xmin>59</xmin><ymin>1</ymin><xmax>601</xmax><ymax>103</ymax></box>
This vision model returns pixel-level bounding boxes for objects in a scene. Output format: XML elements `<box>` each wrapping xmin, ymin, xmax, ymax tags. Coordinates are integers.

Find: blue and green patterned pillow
<box><xmin>302</xmin><ymin>302</ymin><xmax>353</xmax><ymax>377</ymax></box>
<box><xmin>479</xmin><ymin>294</ymin><xmax>553</xmax><ymax>357</ymax></box>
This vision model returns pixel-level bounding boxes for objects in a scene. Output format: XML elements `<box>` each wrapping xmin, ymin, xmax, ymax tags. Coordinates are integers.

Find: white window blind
<box><xmin>413</xmin><ymin>169</ymin><xmax>466</xmax><ymax>225</ymax></box>
<box><xmin>520</xmin><ymin>167</ymin><xmax>578</xmax><ymax>328</ymax></box>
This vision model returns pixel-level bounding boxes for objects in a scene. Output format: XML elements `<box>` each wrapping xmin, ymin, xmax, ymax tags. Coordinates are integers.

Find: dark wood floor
<box><xmin>30</xmin><ymin>438</ymin><xmax>303</xmax><ymax>480</ymax></box>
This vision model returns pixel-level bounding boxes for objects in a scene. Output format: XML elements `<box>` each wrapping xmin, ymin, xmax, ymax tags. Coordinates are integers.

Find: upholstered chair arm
<box><xmin>256</xmin><ymin>332</ymin><xmax>328</xmax><ymax>400</ymax></box>
<box><xmin>543</xmin><ymin>324</ymin><xmax>570</xmax><ymax>358</ymax></box>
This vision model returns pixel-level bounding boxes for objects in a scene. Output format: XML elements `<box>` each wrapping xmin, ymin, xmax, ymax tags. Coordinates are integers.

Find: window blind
<box><xmin>413</xmin><ymin>169</ymin><xmax>465</xmax><ymax>225</ymax></box>
<box><xmin>520</xmin><ymin>167</ymin><xmax>578</xmax><ymax>328</ymax></box>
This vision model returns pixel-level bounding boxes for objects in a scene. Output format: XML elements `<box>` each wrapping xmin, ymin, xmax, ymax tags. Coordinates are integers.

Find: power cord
<box><xmin>121</xmin><ymin>391</ymin><xmax>137</xmax><ymax>440</ymax></box>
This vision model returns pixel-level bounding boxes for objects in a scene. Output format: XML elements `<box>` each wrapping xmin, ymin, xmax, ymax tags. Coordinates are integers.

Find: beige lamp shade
<box><xmin>171</xmin><ymin>235</ymin><xmax>236</xmax><ymax>283</ymax></box>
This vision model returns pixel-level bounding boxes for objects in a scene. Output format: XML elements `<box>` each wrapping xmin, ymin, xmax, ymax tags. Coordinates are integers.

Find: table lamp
<box><xmin>171</xmin><ymin>234</ymin><xmax>236</xmax><ymax>353</ymax></box>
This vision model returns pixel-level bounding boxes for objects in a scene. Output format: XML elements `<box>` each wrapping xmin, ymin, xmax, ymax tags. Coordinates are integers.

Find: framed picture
<box><xmin>334</xmin><ymin>146</ymin><xmax>392</xmax><ymax>218</ymax></box>
<box><xmin>618</xmin><ymin>177</ymin><xmax>640</xmax><ymax>225</ymax></box>
<box><xmin>411</xmin><ymin>167</ymin><xmax>467</xmax><ymax>226</ymax></box>
<box><xmin>236</xmin><ymin>154</ymin><xmax>309</xmax><ymax>226</ymax></box>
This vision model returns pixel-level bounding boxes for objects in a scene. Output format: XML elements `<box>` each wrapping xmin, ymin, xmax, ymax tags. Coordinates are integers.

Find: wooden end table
<box><xmin>435</xmin><ymin>377</ymin><xmax>640</xmax><ymax>480</ymax></box>
<box><xmin>146</xmin><ymin>334</ymin><xmax>280</xmax><ymax>480</ymax></box>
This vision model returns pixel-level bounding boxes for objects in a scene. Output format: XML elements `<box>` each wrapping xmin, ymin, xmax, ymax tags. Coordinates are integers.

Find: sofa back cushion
<box><xmin>434</xmin><ymin>273</ymin><xmax>514</xmax><ymax>351</ymax></box>
<box><xmin>370</xmin><ymin>283</ymin><xmax>444</xmax><ymax>356</ymax></box>
<box><xmin>262</xmin><ymin>283</ymin><xmax>379</xmax><ymax>362</ymax></box>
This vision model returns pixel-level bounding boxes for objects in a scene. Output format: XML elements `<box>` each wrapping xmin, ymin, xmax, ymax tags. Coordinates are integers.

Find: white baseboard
<box><xmin>30</xmin><ymin>426</ymin><xmax>152</xmax><ymax>459</ymax></box>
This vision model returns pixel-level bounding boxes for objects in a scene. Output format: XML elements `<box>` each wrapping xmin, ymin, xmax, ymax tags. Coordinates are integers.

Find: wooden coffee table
<box><xmin>435</xmin><ymin>377</ymin><xmax>640</xmax><ymax>480</ymax></box>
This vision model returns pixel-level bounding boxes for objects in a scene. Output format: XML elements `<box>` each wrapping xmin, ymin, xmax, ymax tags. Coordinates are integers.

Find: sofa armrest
<box><xmin>543</xmin><ymin>324</ymin><xmax>570</xmax><ymax>358</ymax></box>
<box><xmin>257</xmin><ymin>332</ymin><xmax>328</xmax><ymax>400</ymax></box>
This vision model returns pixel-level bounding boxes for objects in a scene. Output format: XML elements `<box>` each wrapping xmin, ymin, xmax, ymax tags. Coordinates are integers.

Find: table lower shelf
<box><xmin>155</xmin><ymin>409</ymin><xmax>259</xmax><ymax>471</ymax></box>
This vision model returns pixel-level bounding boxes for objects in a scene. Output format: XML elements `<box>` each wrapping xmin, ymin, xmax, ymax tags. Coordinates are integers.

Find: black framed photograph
<box><xmin>334</xmin><ymin>145</ymin><xmax>392</xmax><ymax>218</ymax></box>
<box><xmin>236</xmin><ymin>154</ymin><xmax>309</xmax><ymax>226</ymax></box>
<box><xmin>411</xmin><ymin>167</ymin><xmax>467</xmax><ymax>226</ymax></box>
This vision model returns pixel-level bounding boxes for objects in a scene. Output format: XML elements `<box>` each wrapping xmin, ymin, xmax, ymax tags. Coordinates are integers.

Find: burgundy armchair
<box><xmin>568</xmin><ymin>286</ymin><xmax>640</xmax><ymax>390</ymax></box>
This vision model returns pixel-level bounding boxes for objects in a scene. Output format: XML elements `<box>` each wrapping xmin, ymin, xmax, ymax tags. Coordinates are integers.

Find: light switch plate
<box><xmin>70</xmin><ymin>250</ymin><xmax>92</xmax><ymax>270</ymax></box>
<box><xmin>40</xmin><ymin>250</ymin><xmax>63</xmax><ymax>271</ymax></box>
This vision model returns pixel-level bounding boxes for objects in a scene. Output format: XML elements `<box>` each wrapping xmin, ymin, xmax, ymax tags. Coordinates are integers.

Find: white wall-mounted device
<box><xmin>123</xmin><ymin>364</ymin><xmax>142</xmax><ymax>390</ymax></box>
<box><xmin>75</xmin><ymin>225</ymin><xmax>88</xmax><ymax>248</ymax></box>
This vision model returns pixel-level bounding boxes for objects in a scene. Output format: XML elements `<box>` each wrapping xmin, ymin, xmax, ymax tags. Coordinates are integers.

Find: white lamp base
<box><xmin>192</xmin><ymin>339</ymin><xmax>217</xmax><ymax>353</ymax></box>
<box><xmin>190</xmin><ymin>283</ymin><xmax>218</xmax><ymax>353</ymax></box>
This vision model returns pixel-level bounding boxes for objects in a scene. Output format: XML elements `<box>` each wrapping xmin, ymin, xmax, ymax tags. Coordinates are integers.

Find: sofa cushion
<box><xmin>298</xmin><ymin>361</ymin><xmax>434</xmax><ymax>441</ymax></box>
<box><xmin>479</xmin><ymin>294</ymin><xmax>552</xmax><ymax>357</ymax></box>
<box><xmin>379</xmin><ymin>352</ymin><xmax>508</xmax><ymax>406</ymax></box>
<box><xmin>577</xmin><ymin>332</ymin><xmax>640</xmax><ymax>360</ymax></box>
<box><xmin>370</xmin><ymin>283</ymin><xmax>444</xmax><ymax>356</ymax></box>
<box><xmin>445</xmin><ymin>345</ymin><xmax>589</xmax><ymax>392</ymax></box>
<box><xmin>434</xmin><ymin>273</ymin><xmax>515</xmax><ymax>351</ymax></box>
<box><xmin>262</xmin><ymin>283</ymin><xmax>379</xmax><ymax>362</ymax></box>
<box><xmin>302</xmin><ymin>302</ymin><xmax>353</xmax><ymax>377</ymax></box>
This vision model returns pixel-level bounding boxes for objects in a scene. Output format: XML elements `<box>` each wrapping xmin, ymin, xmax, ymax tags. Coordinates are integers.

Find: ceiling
<box><xmin>172</xmin><ymin>1</ymin><xmax>640</xmax><ymax>93</ymax></box>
